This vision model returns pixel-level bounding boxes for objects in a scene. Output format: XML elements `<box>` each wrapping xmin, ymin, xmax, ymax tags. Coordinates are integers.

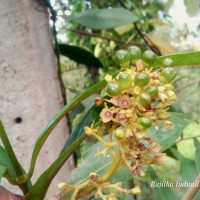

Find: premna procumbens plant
<box><xmin>0</xmin><ymin>46</ymin><xmax>200</xmax><ymax>200</ymax></box>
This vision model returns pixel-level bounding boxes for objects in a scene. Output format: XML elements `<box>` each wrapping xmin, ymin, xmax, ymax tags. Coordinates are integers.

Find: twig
<box><xmin>176</xmin><ymin>135</ymin><xmax>200</xmax><ymax>144</ymax></box>
<box><xmin>181</xmin><ymin>173</ymin><xmax>200</xmax><ymax>200</ymax></box>
<box><xmin>175</xmin><ymin>78</ymin><xmax>200</xmax><ymax>93</ymax></box>
<box><xmin>117</xmin><ymin>0</ymin><xmax>161</xmax><ymax>55</ymax></box>
<box><xmin>56</xmin><ymin>0</ymin><xmax>65</xmax><ymax>12</ymax></box>
<box><xmin>67</xmin><ymin>29</ymin><xmax>143</xmax><ymax>46</ymax></box>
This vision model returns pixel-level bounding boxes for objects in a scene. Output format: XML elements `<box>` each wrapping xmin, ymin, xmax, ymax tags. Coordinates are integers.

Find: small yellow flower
<box><xmin>105</xmin><ymin>74</ymin><xmax>113</xmax><ymax>82</ymax></box>
<box><xmin>57</xmin><ymin>182</ymin><xmax>68</xmax><ymax>191</ymax></box>
<box><xmin>133</xmin><ymin>86</ymin><xmax>141</xmax><ymax>95</ymax></box>
<box><xmin>131</xmin><ymin>186</ymin><xmax>141</xmax><ymax>194</ymax></box>
<box><xmin>164</xmin><ymin>120</ymin><xmax>173</xmax><ymax>128</ymax></box>
<box><xmin>89</xmin><ymin>173</ymin><xmax>99</xmax><ymax>182</ymax></box>
<box><xmin>84</xmin><ymin>126</ymin><xmax>93</xmax><ymax>135</ymax></box>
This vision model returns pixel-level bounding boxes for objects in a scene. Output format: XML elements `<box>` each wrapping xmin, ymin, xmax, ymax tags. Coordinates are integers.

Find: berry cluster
<box><xmin>92</xmin><ymin>47</ymin><xmax>176</xmax><ymax>176</ymax></box>
<box><xmin>59</xmin><ymin>46</ymin><xmax>177</xmax><ymax>200</ymax></box>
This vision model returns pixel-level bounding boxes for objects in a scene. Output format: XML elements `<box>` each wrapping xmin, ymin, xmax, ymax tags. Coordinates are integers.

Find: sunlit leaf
<box><xmin>68</xmin><ymin>8</ymin><xmax>138</xmax><ymax>30</ymax></box>
<box><xmin>148</xmin><ymin>113</ymin><xmax>191</xmax><ymax>151</ymax></box>
<box><xmin>184</xmin><ymin>0</ymin><xmax>200</xmax><ymax>16</ymax></box>
<box><xmin>152</xmin><ymin>51</ymin><xmax>200</xmax><ymax>69</ymax></box>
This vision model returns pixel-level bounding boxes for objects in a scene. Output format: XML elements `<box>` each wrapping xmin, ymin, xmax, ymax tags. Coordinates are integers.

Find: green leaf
<box><xmin>59</xmin><ymin>44</ymin><xmax>103</xmax><ymax>68</ymax></box>
<box><xmin>69</xmin><ymin>136</ymin><xmax>112</xmax><ymax>185</ymax></box>
<box><xmin>68</xmin><ymin>8</ymin><xmax>138</xmax><ymax>30</ymax></box>
<box><xmin>26</xmin><ymin>78</ymin><xmax>107</xmax><ymax>181</ymax></box>
<box><xmin>148</xmin><ymin>113</ymin><xmax>191</xmax><ymax>151</ymax></box>
<box><xmin>148</xmin><ymin>167</ymin><xmax>179</xmax><ymax>200</ymax></box>
<box><xmin>69</xmin><ymin>136</ymin><xmax>131</xmax><ymax>185</ymax></box>
<box><xmin>163</xmin><ymin>144</ymin><xmax>178</xmax><ymax>159</ymax></box>
<box><xmin>170</xmin><ymin>148</ymin><xmax>198</xmax><ymax>182</ymax></box>
<box><xmin>194</xmin><ymin>138</ymin><xmax>200</xmax><ymax>171</ymax></box>
<box><xmin>0</xmin><ymin>145</ymin><xmax>17</xmax><ymax>184</ymax></box>
<box><xmin>0</xmin><ymin>165</ymin><xmax>7</xmax><ymax>182</ymax></box>
<box><xmin>61</xmin><ymin>105</ymin><xmax>96</xmax><ymax>152</ymax></box>
<box><xmin>109</xmin><ymin>167</ymin><xmax>132</xmax><ymax>184</ymax></box>
<box><xmin>26</xmin><ymin>106</ymin><xmax>99</xmax><ymax>200</ymax></box>
<box><xmin>26</xmin><ymin>134</ymin><xmax>86</xmax><ymax>200</ymax></box>
<box><xmin>152</xmin><ymin>51</ymin><xmax>200</xmax><ymax>69</ymax></box>
<box><xmin>184</xmin><ymin>0</ymin><xmax>200</xmax><ymax>16</ymax></box>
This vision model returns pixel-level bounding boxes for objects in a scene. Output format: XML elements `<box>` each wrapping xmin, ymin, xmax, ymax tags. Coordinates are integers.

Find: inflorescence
<box><xmin>58</xmin><ymin>46</ymin><xmax>177</xmax><ymax>200</ymax></box>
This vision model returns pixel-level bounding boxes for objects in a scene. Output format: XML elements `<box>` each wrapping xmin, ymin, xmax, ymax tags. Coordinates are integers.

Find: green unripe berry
<box><xmin>127</xmin><ymin>45</ymin><xmax>142</xmax><ymax>64</ymax></box>
<box><xmin>106</xmin><ymin>82</ymin><xmax>121</xmax><ymax>96</ymax></box>
<box><xmin>163</xmin><ymin>58</ymin><xmax>173</xmax><ymax>67</ymax></box>
<box><xmin>134</xmin><ymin>72</ymin><xmax>150</xmax><ymax>87</ymax></box>
<box><xmin>113</xmin><ymin>129</ymin><xmax>125</xmax><ymax>140</ymax></box>
<box><xmin>142</xmin><ymin>50</ymin><xmax>156</xmax><ymax>65</ymax></box>
<box><xmin>159</xmin><ymin>67</ymin><xmax>177</xmax><ymax>83</ymax></box>
<box><xmin>138</xmin><ymin>92</ymin><xmax>151</xmax><ymax>106</ymax></box>
<box><xmin>118</xmin><ymin>72</ymin><xmax>132</xmax><ymax>88</ymax></box>
<box><xmin>164</xmin><ymin>83</ymin><xmax>174</xmax><ymax>90</ymax></box>
<box><xmin>137</xmin><ymin>117</ymin><xmax>152</xmax><ymax>129</ymax></box>
<box><xmin>145</xmin><ymin>86</ymin><xmax>158</xmax><ymax>98</ymax></box>
<box><xmin>114</xmin><ymin>49</ymin><xmax>130</xmax><ymax>67</ymax></box>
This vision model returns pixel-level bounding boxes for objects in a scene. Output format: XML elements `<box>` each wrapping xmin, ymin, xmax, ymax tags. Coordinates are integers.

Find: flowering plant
<box><xmin>0</xmin><ymin>46</ymin><xmax>200</xmax><ymax>200</ymax></box>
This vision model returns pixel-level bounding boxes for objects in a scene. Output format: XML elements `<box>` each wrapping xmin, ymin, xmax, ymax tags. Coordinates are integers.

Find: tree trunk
<box><xmin>0</xmin><ymin>0</ymin><xmax>73</xmax><ymax>198</ymax></box>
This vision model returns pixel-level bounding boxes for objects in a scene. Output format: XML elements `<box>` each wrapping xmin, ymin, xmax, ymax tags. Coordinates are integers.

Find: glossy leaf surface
<box><xmin>68</xmin><ymin>8</ymin><xmax>138</xmax><ymax>30</ymax></box>
<box><xmin>152</xmin><ymin>51</ymin><xmax>200</xmax><ymax>69</ymax></box>
<box><xmin>148</xmin><ymin>113</ymin><xmax>190</xmax><ymax>151</ymax></box>
<box><xmin>59</xmin><ymin>44</ymin><xmax>103</xmax><ymax>68</ymax></box>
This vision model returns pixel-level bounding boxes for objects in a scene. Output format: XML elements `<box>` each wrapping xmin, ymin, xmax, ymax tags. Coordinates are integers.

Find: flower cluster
<box><xmin>59</xmin><ymin>46</ymin><xmax>177</xmax><ymax>200</ymax></box>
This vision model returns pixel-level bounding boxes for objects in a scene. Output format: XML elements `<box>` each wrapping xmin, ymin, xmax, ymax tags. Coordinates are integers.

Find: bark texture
<box><xmin>0</xmin><ymin>0</ymin><xmax>73</xmax><ymax>198</ymax></box>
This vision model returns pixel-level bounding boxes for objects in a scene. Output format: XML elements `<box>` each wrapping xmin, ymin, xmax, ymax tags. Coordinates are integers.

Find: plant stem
<box><xmin>176</xmin><ymin>135</ymin><xmax>200</xmax><ymax>144</ymax></box>
<box><xmin>67</xmin><ymin>28</ymin><xmax>143</xmax><ymax>46</ymax></box>
<box><xmin>181</xmin><ymin>173</ymin><xmax>200</xmax><ymax>200</ymax></box>
<box><xmin>117</xmin><ymin>0</ymin><xmax>161</xmax><ymax>55</ymax></box>
<box><xmin>99</xmin><ymin>152</ymin><xmax>122</xmax><ymax>182</ymax></box>
<box><xmin>0</xmin><ymin>121</ymin><xmax>29</xmax><ymax>194</ymax></box>
<box><xmin>175</xmin><ymin>78</ymin><xmax>200</xmax><ymax>93</ymax></box>
<box><xmin>76</xmin><ymin>152</ymin><xmax>122</xmax><ymax>199</ymax></box>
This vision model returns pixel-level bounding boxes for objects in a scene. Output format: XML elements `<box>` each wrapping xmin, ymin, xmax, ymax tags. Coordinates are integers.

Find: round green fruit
<box><xmin>127</xmin><ymin>45</ymin><xmax>142</xmax><ymax>64</ymax></box>
<box><xmin>142</xmin><ymin>50</ymin><xmax>156</xmax><ymax>65</ymax></box>
<box><xmin>114</xmin><ymin>129</ymin><xmax>125</xmax><ymax>140</ymax></box>
<box><xmin>118</xmin><ymin>72</ymin><xmax>132</xmax><ymax>88</ymax></box>
<box><xmin>137</xmin><ymin>117</ymin><xmax>152</xmax><ymax>129</ymax></box>
<box><xmin>159</xmin><ymin>67</ymin><xmax>177</xmax><ymax>83</ymax></box>
<box><xmin>134</xmin><ymin>72</ymin><xmax>150</xmax><ymax>87</ymax></box>
<box><xmin>163</xmin><ymin>58</ymin><xmax>173</xmax><ymax>67</ymax></box>
<box><xmin>114</xmin><ymin>49</ymin><xmax>130</xmax><ymax>67</ymax></box>
<box><xmin>138</xmin><ymin>92</ymin><xmax>151</xmax><ymax>106</ymax></box>
<box><xmin>145</xmin><ymin>86</ymin><xmax>158</xmax><ymax>98</ymax></box>
<box><xmin>106</xmin><ymin>82</ymin><xmax>121</xmax><ymax>96</ymax></box>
